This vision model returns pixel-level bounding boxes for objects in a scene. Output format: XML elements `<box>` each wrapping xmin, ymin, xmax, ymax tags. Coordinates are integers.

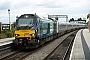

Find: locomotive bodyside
<box><xmin>13</xmin><ymin>14</ymin><xmax>55</xmax><ymax>49</ymax></box>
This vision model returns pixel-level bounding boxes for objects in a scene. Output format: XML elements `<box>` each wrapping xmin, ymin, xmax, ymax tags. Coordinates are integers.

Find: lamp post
<box><xmin>8</xmin><ymin>9</ymin><xmax>10</xmax><ymax>24</ymax></box>
<box><xmin>8</xmin><ymin>9</ymin><xmax>11</xmax><ymax>30</ymax></box>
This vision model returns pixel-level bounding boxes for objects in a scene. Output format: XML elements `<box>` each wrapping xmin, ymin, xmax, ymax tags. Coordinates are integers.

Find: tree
<box><xmin>78</xmin><ymin>18</ymin><xmax>82</xmax><ymax>21</ymax></box>
<box><xmin>69</xmin><ymin>18</ymin><xmax>74</xmax><ymax>22</ymax></box>
<box><xmin>11</xmin><ymin>22</ymin><xmax>16</xmax><ymax>30</ymax></box>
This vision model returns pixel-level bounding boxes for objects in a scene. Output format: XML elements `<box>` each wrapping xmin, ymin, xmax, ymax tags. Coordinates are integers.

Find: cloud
<box><xmin>0</xmin><ymin>0</ymin><xmax>11</xmax><ymax>10</ymax></box>
<box><xmin>0</xmin><ymin>0</ymin><xmax>90</xmax><ymax>23</ymax></box>
<box><xmin>10</xmin><ymin>0</ymin><xmax>30</xmax><ymax>9</ymax></box>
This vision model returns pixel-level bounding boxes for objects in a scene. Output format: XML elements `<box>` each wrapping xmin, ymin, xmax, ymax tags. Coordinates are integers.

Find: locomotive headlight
<box><xmin>15</xmin><ymin>34</ymin><xmax>20</xmax><ymax>36</ymax></box>
<box><xmin>30</xmin><ymin>34</ymin><xmax>35</xmax><ymax>36</ymax></box>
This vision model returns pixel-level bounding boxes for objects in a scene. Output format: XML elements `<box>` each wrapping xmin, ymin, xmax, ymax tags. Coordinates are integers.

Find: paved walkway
<box><xmin>0</xmin><ymin>37</ymin><xmax>14</xmax><ymax>46</ymax></box>
<box><xmin>69</xmin><ymin>29</ymin><xmax>90</xmax><ymax>60</ymax></box>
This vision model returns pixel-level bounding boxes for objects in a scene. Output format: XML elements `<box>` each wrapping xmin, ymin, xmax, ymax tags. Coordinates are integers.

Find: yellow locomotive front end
<box><xmin>14</xmin><ymin>30</ymin><xmax>37</xmax><ymax>48</ymax></box>
<box><xmin>15</xmin><ymin>30</ymin><xmax>35</xmax><ymax>39</ymax></box>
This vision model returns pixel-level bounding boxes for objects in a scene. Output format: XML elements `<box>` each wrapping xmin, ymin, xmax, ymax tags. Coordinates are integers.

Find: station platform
<box><xmin>69</xmin><ymin>29</ymin><xmax>90</xmax><ymax>60</ymax></box>
<box><xmin>0</xmin><ymin>37</ymin><xmax>14</xmax><ymax>46</ymax></box>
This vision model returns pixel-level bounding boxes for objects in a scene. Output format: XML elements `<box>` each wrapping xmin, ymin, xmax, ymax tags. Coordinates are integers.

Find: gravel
<box><xmin>24</xmin><ymin>32</ymin><xmax>74</xmax><ymax>60</ymax></box>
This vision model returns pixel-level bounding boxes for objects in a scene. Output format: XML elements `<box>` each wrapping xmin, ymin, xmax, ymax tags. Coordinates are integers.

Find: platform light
<box><xmin>8</xmin><ymin>9</ymin><xmax>10</xmax><ymax>24</ymax></box>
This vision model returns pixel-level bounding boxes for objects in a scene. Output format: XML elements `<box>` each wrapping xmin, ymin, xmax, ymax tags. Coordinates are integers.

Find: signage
<box><xmin>2</xmin><ymin>24</ymin><xmax>11</xmax><ymax>30</ymax></box>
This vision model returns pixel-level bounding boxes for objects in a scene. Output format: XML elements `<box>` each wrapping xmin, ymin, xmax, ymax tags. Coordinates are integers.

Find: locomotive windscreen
<box><xmin>18</xmin><ymin>18</ymin><xmax>34</xmax><ymax>26</ymax></box>
<box><xmin>16</xmin><ymin>14</ymin><xmax>40</xmax><ymax>27</ymax></box>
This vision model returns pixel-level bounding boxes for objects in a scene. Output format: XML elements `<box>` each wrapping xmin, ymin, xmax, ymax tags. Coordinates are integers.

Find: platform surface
<box><xmin>69</xmin><ymin>29</ymin><xmax>90</xmax><ymax>60</ymax></box>
<box><xmin>0</xmin><ymin>37</ymin><xmax>14</xmax><ymax>46</ymax></box>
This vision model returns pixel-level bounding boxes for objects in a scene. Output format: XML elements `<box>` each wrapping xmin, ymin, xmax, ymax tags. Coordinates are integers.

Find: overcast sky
<box><xmin>0</xmin><ymin>0</ymin><xmax>90</xmax><ymax>23</ymax></box>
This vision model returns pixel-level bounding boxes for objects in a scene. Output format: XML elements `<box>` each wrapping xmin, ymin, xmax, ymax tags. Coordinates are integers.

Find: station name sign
<box><xmin>2</xmin><ymin>24</ymin><xmax>11</xmax><ymax>30</ymax></box>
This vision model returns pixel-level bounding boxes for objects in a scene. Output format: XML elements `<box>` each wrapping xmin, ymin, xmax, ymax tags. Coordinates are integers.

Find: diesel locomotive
<box><xmin>13</xmin><ymin>14</ymin><xmax>58</xmax><ymax>48</ymax></box>
<box><xmin>13</xmin><ymin>14</ymin><xmax>85</xmax><ymax>49</ymax></box>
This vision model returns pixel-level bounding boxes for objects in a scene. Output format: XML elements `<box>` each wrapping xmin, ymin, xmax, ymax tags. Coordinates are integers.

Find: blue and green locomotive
<box><xmin>13</xmin><ymin>14</ymin><xmax>57</xmax><ymax>48</ymax></box>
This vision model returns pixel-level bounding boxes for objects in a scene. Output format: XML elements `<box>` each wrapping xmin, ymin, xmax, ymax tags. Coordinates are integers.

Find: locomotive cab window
<box><xmin>18</xmin><ymin>19</ymin><xmax>34</xmax><ymax>26</ymax></box>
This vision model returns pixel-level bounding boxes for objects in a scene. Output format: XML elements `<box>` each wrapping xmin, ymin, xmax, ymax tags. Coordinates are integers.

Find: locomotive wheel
<box><xmin>34</xmin><ymin>40</ymin><xmax>39</xmax><ymax>48</ymax></box>
<box><xmin>39</xmin><ymin>39</ymin><xmax>44</xmax><ymax>45</ymax></box>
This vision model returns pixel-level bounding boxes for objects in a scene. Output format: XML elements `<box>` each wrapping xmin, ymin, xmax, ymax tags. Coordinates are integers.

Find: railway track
<box><xmin>0</xmin><ymin>44</ymin><xmax>12</xmax><ymax>52</ymax></box>
<box><xmin>0</xmin><ymin>46</ymin><xmax>22</xmax><ymax>60</ymax></box>
<box><xmin>0</xmin><ymin>44</ymin><xmax>14</xmax><ymax>59</ymax></box>
<box><xmin>44</xmin><ymin>31</ymin><xmax>76</xmax><ymax>60</ymax></box>
<box><xmin>0</xmin><ymin>30</ymin><xmax>78</xmax><ymax>60</ymax></box>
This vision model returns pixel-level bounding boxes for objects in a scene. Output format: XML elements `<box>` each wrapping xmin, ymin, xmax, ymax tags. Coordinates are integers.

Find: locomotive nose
<box><xmin>14</xmin><ymin>30</ymin><xmax>35</xmax><ymax>38</ymax></box>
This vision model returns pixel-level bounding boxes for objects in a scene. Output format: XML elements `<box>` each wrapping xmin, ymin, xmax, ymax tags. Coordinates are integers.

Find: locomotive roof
<box><xmin>18</xmin><ymin>14</ymin><xmax>41</xmax><ymax>19</ymax></box>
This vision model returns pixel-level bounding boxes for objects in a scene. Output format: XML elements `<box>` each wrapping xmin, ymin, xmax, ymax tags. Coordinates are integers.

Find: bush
<box><xmin>0</xmin><ymin>30</ymin><xmax>14</xmax><ymax>39</ymax></box>
<box><xmin>6</xmin><ymin>32</ymin><xmax>13</xmax><ymax>37</ymax></box>
<box><xmin>0</xmin><ymin>33</ymin><xmax>7</xmax><ymax>39</ymax></box>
